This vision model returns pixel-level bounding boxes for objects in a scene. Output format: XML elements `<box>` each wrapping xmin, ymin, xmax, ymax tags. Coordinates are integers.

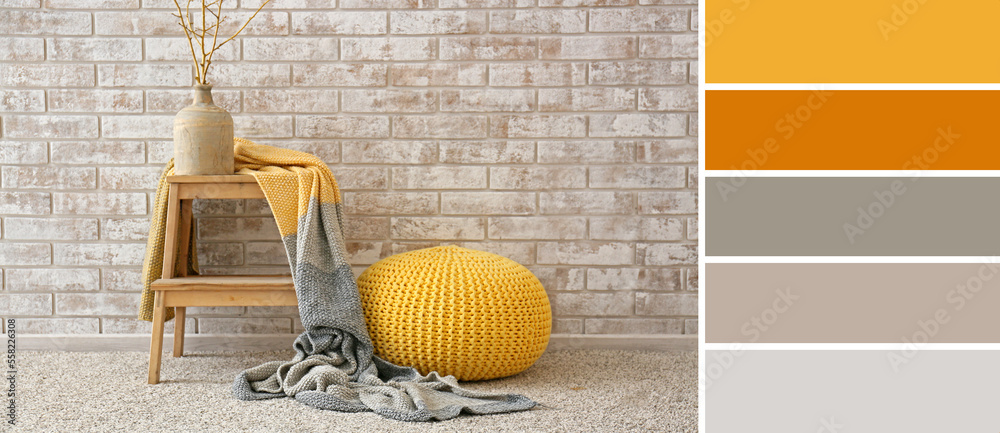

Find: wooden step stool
<box><xmin>147</xmin><ymin>175</ymin><xmax>297</xmax><ymax>384</ymax></box>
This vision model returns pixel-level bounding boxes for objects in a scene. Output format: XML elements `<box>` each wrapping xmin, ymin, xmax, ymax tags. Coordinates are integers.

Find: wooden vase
<box><xmin>173</xmin><ymin>84</ymin><xmax>234</xmax><ymax>175</ymax></box>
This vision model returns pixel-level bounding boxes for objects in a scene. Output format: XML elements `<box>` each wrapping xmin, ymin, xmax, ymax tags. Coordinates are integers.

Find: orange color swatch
<box><xmin>706</xmin><ymin>90</ymin><xmax>1000</xmax><ymax>170</ymax></box>
<box><xmin>705</xmin><ymin>0</ymin><xmax>1000</xmax><ymax>83</ymax></box>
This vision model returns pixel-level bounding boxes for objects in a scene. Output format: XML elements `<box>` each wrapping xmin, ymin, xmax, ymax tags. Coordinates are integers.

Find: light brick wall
<box><xmin>0</xmin><ymin>0</ymin><xmax>698</xmax><ymax>340</ymax></box>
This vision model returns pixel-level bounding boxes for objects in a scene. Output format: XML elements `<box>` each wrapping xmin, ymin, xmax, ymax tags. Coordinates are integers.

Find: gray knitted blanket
<box><xmin>229</xmin><ymin>139</ymin><xmax>537</xmax><ymax>421</ymax></box>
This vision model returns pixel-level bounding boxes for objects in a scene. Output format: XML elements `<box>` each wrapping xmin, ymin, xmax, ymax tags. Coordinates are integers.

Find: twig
<box><xmin>215</xmin><ymin>0</ymin><xmax>273</xmax><ymax>50</ymax></box>
<box><xmin>172</xmin><ymin>0</ymin><xmax>202</xmax><ymax>84</ymax></box>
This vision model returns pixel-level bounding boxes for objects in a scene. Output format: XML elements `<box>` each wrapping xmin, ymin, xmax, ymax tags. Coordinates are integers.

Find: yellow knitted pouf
<box><xmin>356</xmin><ymin>245</ymin><xmax>552</xmax><ymax>381</ymax></box>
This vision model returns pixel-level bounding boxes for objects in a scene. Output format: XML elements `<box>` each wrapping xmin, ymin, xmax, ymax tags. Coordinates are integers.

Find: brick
<box><xmin>0</xmin><ymin>37</ymin><xmax>44</xmax><ymax>61</ymax></box>
<box><xmin>343</xmin><ymin>217</ymin><xmax>390</xmax><ymax>240</ymax></box>
<box><xmin>1</xmin><ymin>90</ymin><xmax>45</xmax><ymax>112</ymax></box>
<box><xmin>391</xmin><ymin>63</ymin><xmax>486</xmax><ymax>87</ymax></box>
<box><xmin>341</xmin><ymin>0</ymin><xmax>433</xmax><ymax>6</ymax></box>
<box><xmin>491</xmin><ymin>115</ymin><xmax>586</xmax><ymax>138</ymax></box>
<box><xmin>393</xmin><ymin>115</ymin><xmax>487</xmax><ymax>139</ymax></box>
<box><xmin>244</xmin><ymin>37</ymin><xmax>339</xmax><ymax>61</ymax></box>
<box><xmin>638</xmin><ymin>191</ymin><xmax>697</xmax><ymax>214</ymax></box>
<box><xmin>441</xmin><ymin>192</ymin><xmax>535</xmax><ymax>214</ymax></box>
<box><xmin>296</xmin><ymin>115</ymin><xmax>390</xmax><ymax>138</ymax></box>
<box><xmin>343</xmin><ymin>192</ymin><xmax>437</xmax><ymax>215</ymax></box>
<box><xmin>198</xmin><ymin>217</ymin><xmax>279</xmax><ymax>241</ymax></box>
<box><xmin>241</xmin><ymin>0</ymin><xmax>333</xmax><ymax>7</ymax></box>
<box><xmin>102</xmin><ymin>269</ymin><xmax>141</xmax><ymax>292</ymax></box>
<box><xmin>53</xmin><ymin>192</ymin><xmax>146</xmax><ymax>215</ymax></box>
<box><xmin>590</xmin><ymin>216</ymin><xmax>683</xmax><ymax>241</ymax></box>
<box><xmin>0</xmin><ymin>294</ymin><xmax>52</xmax><ymax>316</ymax></box>
<box><xmin>0</xmin><ymin>192</ymin><xmax>51</xmax><ymax>215</ymax></box>
<box><xmin>5</xmin><ymin>115</ymin><xmax>97</xmax><ymax>139</ymax></box>
<box><xmin>209</xmin><ymin>64</ymin><xmax>291</xmax><ymax>87</ymax></box>
<box><xmin>4</xmin><ymin>217</ymin><xmax>97</xmax><ymax>241</ymax></box>
<box><xmin>590</xmin><ymin>166</ymin><xmax>686</xmax><ymax>188</ymax></box>
<box><xmin>17</xmin><ymin>318</ymin><xmax>100</xmax><ymax>334</ymax></box>
<box><xmin>440</xmin><ymin>36</ymin><xmax>536</xmax><ymax>60</ymax></box>
<box><xmin>144</xmin><ymin>37</ymin><xmax>239</xmax><ymax>62</ymax></box>
<box><xmin>639</xmin><ymin>87</ymin><xmax>698</xmax><ymax>112</ymax></box>
<box><xmin>146</xmin><ymin>89</ymin><xmax>241</xmax><ymax>113</ymax></box>
<box><xmin>637</xmin><ymin>139</ymin><xmax>697</xmax><ymax>163</ymax></box>
<box><xmin>587</xmin><ymin>318</ymin><xmax>683</xmax><ymax>334</ymax></box>
<box><xmin>590</xmin><ymin>61</ymin><xmax>688</xmax><ymax>85</ymax></box>
<box><xmin>391</xmin><ymin>11</ymin><xmax>486</xmax><ymax>34</ymax></box>
<box><xmin>490</xmin><ymin>166</ymin><xmax>585</xmax><ymax>189</ymax></box>
<box><xmin>640</xmin><ymin>0</ymin><xmax>696</xmax><ymax>3</ymax></box>
<box><xmin>342</xmin><ymin>89</ymin><xmax>436</xmax><ymax>113</ymax></box>
<box><xmin>246</xmin><ymin>242</ymin><xmax>289</xmax><ymax>266</ymax></box>
<box><xmin>441</xmin><ymin>89</ymin><xmax>535</xmax><ymax>112</ymax></box>
<box><xmin>342</xmin><ymin>140</ymin><xmax>436</xmax><ymax>164</ymax></box>
<box><xmin>686</xmin><ymin>268</ymin><xmax>698</xmax><ymax>291</ymax></box>
<box><xmin>530</xmin><ymin>267</ymin><xmax>585</xmax><ymax>291</ymax></box>
<box><xmin>441</xmin><ymin>0</ymin><xmax>534</xmax><ymax>5</ymax></box>
<box><xmin>193</xmin><ymin>11</ymin><xmax>289</xmax><ymax>36</ymax></box>
<box><xmin>538</xmin><ymin>241</ymin><xmax>633</xmax><ymax>265</ymax></box>
<box><xmin>589</xmin><ymin>8</ymin><xmax>689</xmax><ymax>32</ymax></box>
<box><xmin>489</xmin><ymin>63</ymin><xmax>586</xmax><ymax>86</ymax></box>
<box><xmin>454</xmin><ymin>241</ymin><xmax>535</xmax><ymax>264</ymax></box>
<box><xmin>0</xmin><ymin>243</ymin><xmax>50</xmax><ymax>265</ymax></box>
<box><xmin>291</xmin><ymin>11</ymin><xmax>386</xmax><ymax>35</ymax></box>
<box><xmin>101</xmin><ymin>115</ymin><xmax>173</xmax><ymax>139</ymax></box>
<box><xmin>540</xmin><ymin>191</ymin><xmax>633</xmax><ymax>215</ymax></box>
<box><xmin>194</xmin><ymin>199</ymin><xmax>245</xmax><ymax>216</ymax></box>
<box><xmin>51</xmin><ymin>141</ymin><xmax>144</xmax><ymax>164</ymax></box>
<box><xmin>390</xmin><ymin>217</ymin><xmax>484</xmax><ymax>240</ymax></box>
<box><xmin>98</xmin><ymin>64</ymin><xmax>191</xmax><ymax>87</ymax></box>
<box><xmin>102</xmin><ymin>318</ymin><xmax>192</xmax><ymax>334</ymax></box>
<box><xmin>198</xmin><ymin>242</ymin><xmax>244</xmax><ymax>266</ymax></box>
<box><xmin>0</xmin><ymin>142</ymin><xmax>47</xmax><ymax>164</ymax></box>
<box><xmin>439</xmin><ymin>141</ymin><xmax>534</xmax><ymax>164</ymax></box>
<box><xmin>539</xmin><ymin>88</ymin><xmax>635</xmax><ymax>112</ymax></box>
<box><xmin>334</xmin><ymin>167</ymin><xmax>388</xmax><ymax>190</ymax></box>
<box><xmin>274</xmin><ymin>141</ymin><xmax>340</xmax><ymax>163</ymax></box>
<box><xmin>553</xmin><ymin>319</ymin><xmax>583</xmax><ymax>334</ymax></box>
<box><xmin>638</xmin><ymin>243</ymin><xmax>697</xmax><ymax>265</ymax></box>
<box><xmin>552</xmin><ymin>292</ymin><xmax>632</xmax><ymax>316</ymax></box>
<box><xmin>6</xmin><ymin>269</ymin><xmax>100</xmax><ymax>292</ymax></box>
<box><xmin>392</xmin><ymin>166</ymin><xmax>486</xmax><ymax>189</ymax></box>
<box><xmin>94</xmin><ymin>11</ymin><xmax>184</xmax><ymax>35</ymax></box>
<box><xmin>0</xmin><ymin>64</ymin><xmax>94</xmax><ymax>87</ymax></box>
<box><xmin>540</xmin><ymin>0</ymin><xmax>633</xmax><ymax>5</ymax></box>
<box><xmin>538</xmin><ymin>141</ymin><xmax>634</xmax><ymax>164</ymax></box>
<box><xmin>490</xmin><ymin>10</ymin><xmax>585</xmax><ymax>33</ymax></box>
<box><xmin>49</xmin><ymin>89</ymin><xmax>143</xmax><ymax>113</ymax></box>
<box><xmin>689</xmin><ymin>60</ymin><xmax>698</xmax><ymax>84</ymax></box>
<box><xmin>587</xmin><ymin>268</ymin><xmax>681</xmax><ymax>292</ymax></box>
<box><xmin>688</xmin><ymin>167</ymin><xmax>697</xmax><ymax>188</ymax></box>
<box><xmin>54</xmin><ymin>243</ymin><xmax>145</xmax><ymax>266</ymax></box>
<box><xmin>55</xmin><ymin>293</ymin><xmax>137</xmax><ymax>315</ymax></box>
<box><xmin>47</xmin><ymin>0</ymin><xmax>137</xmax><ymax>8</ymax></box>
<box><xmin>539</xmin><ymin>36</ymin><xmax>635</xmax><ymax>60</ymax></box>
<box><xmin>640</xmin><ymin>35</ymin><xmax>698</xmax><ymax>59</ymax></box>
<box><xmin>232</xmin><ymin>115</ymin><xmax>294</xmax><ymax>138</ymax></box>
<box><xmin>99</xmin><ymin>166</ymin><xmax>161</xmax><ymax>189</ymax></box>
<box><xmin>687</xmin><ymin>217</ymin><xmax>698</xmax><ymax>240</ymax></box>
<box><xmin>1</xmin><ymin>11</ymin><xmax>90</xmax><ymax>35</ymax></box>
<box><xmin>590</xmin><ymin>113</ymin><xmax>687</xmax><ymax>138</ymax></box>
<box><xmin>342</xmin><ymin>38</ymin><xmax>436</xmax><ymax>61</ymax></box>
<box><xmin>635</xmin><ymin>292</ymin><xmax>697</xmax><ymax>316</ymax></box>
<box><xmin>685</xmin><ymin>318</ymin><xmax>698</xmax><ymax>334</ymax></box>
<box><xmin>293</xmin><ymin>64</ymin><xmax>387</xmax><ymax>87</ymax></box>
<box><xmin>488</xmin><ymin>216</ymin><xmax>586</xmax><ymax>240</ymax></box>
<box><xmin>689</xmin><ymin>113</ymin><xmax>698</xmax><ymax>136</ymax></box>
<box><xmin>46</xmin><ymin>38</ymin><xmax>142</xmax><ymax>61</ymax></box>
<box><xmin>102</xmin><ymin>217</ymin><xmax>149</xmax><ymax>241</ymax></box>
<box><xmin>198</xmin><ymin>318</ymin><xmax>292</xmax><ymax>334</ymax></box>
<box><xmin>346</xmin><ymin>241</ymin><xmax>390</xmax><ymax>264</ymax></box>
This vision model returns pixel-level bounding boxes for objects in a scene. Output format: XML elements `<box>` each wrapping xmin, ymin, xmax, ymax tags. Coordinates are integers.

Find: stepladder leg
<box><xmin>148</xmin><ymin>291</ymin><xmax>166</xmax><ymax>384</ymax></box>
<box><xmin>172</xmin><ymin>307</ymin><xmax>186</xmax><ymax>357</ymax></box>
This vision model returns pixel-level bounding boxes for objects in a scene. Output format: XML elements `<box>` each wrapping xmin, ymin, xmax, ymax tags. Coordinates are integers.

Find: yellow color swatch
<box><xmin>706</xmin><ymin>0</ymin><xmax>1000</xmax><ymax>83</ymax></box>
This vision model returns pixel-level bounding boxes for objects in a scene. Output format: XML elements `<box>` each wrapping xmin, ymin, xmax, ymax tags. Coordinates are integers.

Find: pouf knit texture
<box><xmin>357</xmin><ymin>245</ymin><xmax>552</xmax><ymax>381</ymax></box>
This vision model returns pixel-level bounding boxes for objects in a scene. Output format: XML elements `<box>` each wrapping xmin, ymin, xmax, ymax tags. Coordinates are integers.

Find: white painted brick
<box><xmin>489</xmin><ymin>63</ymin><xmax>586</xmax><ymax>87</ymax></box>
<box><xmin>1</xmin><ymin>90</ymin><xmax>45</xmax><ymax>112</ymax></box>
<box><xmin>639</xmin><ymin>35</ymin><xmax>698</xmax><ymax>59</ymax></box>
<box><xmin>98</xmin><ymin>64</ymin><xmax>191</xmax><ymax>87</ymax></box>
<box><xmin>454</xmin><ymin>241</ymin><xmax>536</xmax><ymax>264</ymax></box>
<box><xmin>144</xmin><ymin>37</ymin><xmax>240</xmax><ymax>62</ymax></box>
<box><xmin>343</xmin><ymin>192</ymin><xmax>437</xmax><ymax>215</ymax></box>
<box><xmin>591</xmin><ymin>216</ymin><xmax>684</xmax><ymax>241</ymax></box>
<box><xmin>209</xmin><ymin>64</ymin><xmax>291</xmax><ymax>87</ymax></box>
<box><xmin>0</xmin><ymin>192</ymin><xmax>51</xmax><ymax>215</ymax></box>
<box><xmin>392</xmin><ymin>166</ymin><xmax>486</xmax><ymax>189</ymax></box>
<box><xmin>0</xmin><ymin>243</ymin><xmax>51</xmax><ymax>265</ymax></box>
<box><xmin>639</xmin><ymin>87</ymin><xmax>698</xmax><ymax>111</ymax></box>
<box><xmin>245</xmin><ymin>89</ymin><xmax>338</xmax><ymax>113</ymax></box>
<box><xmin>530</xmin><ymin>267</ymin><xmax>585</xmax><ymax>291</ymax></box>
<box><xmin>540</xmin><ymin>191</ymin><xmax>633</xmax><ymax>215</ymax></box>
<box><xmin>146</xmin><ymin>89</ymin><xmax>241</xmax><ymax>113</ymax></box>
<box><xmin>1</xmin><ymin>11</ymin><xmax>91</xmax><ymax>35</ymax></box>
<box><xmin>345</xmin><ymin>241</ymin><xmax>389</xmax><ymax>264</ymax></box>
<box><xmin>53</xmin><ymin>192</ymin><xmax>146</xmax><ymax>215</ymax></box>
<box><xmin>6</xmin><ymin>269</ymin><xmax>100</xmax><ymax>291</ymax></box>
<box><xmin>342</xmin><ymin>38</ymin><xmax>436</xmax><ymax>61</ymax></box>
<box><xmin>589</xmin><ymin>61</ymin><xmax>688</xmax><ymax>85</ymax></box>
<box><xmin>246</xmin><ymin>241</ymin><xmax>289</xmax><ymax>266</ymax></box>
<box><xmin>390</xmin><ymin>11</ymin><xmax>487</xmax><ymax>35</ymax></box>
<box><xmin>343</xmin><ymin>217</ymin><xmax>390</xmax><ymax>239</ymax></box>
<box><xmin>198</xmin><ymin>318</ymin><xmax>292</xmax><ymax>334</ymax></box>
<box><xmin>56</xmin><ymin>293</ymin><xmax>137</xmax><ymax>315</ymax></box>
<box><xmin>589</xmin><ymin>8</ymin><xmax>689</xmax><ymax>32</ymax></box>
<box><xmin>537</xmin><ymin>241</ymin><xmax>633</xmax><ymax>265</ymax></box>
<box><xmin>0</xmin><ymin>38</ymin><xmax>44</xmax><ymax>61</ymax></box>
<box><xmin>687</xmin><ymin>217</ymin><xmax>698</xmax><ymax>240</ymax></box>
<box><xmin>686</xmin><ymin>269</ymin><xmax>697</xmax><ymax>291</ymax></box>
<box><xmin>552</xmin><ymin>292</ymin><xmax>632</xmax><ymax>316</ymax></box>
<box><xmin>243</xmin><ymin>37</ymin><xmax>339</xmax><ymax>61</ymax></box>
<box><xmin>291</xmin><ymin>11</ymin><xmax>386</xmax><ymax>35</ymax></box>
<box><xmin>590</xmin><ymin>166</ymin><xmax>686</xmax><ymax>188</ymax></box>
<box><xmin>587</xmin><ymin>268</ymin><xmax>681</xmax><ymax>291</ymax></box>
<box><xmin>488</xmin><ymin>216</ymin><xmax>586</xmax><ymax>240</ymax></box>
<box><xmin>586</xmin><ymin>318</ymin><xmax>684</xmax><ymax>334</ymax></box>
<box><xmin>490</xmin><ymin>115</ymin><xmax>586</xmax><ymax>138</ymax></box>
<box><xmin>635</xmin><ymin>292</ymin><xmax>697</xmax><ymax>316</ymax></box>
<box><xmin>390</xmin><ymin>217</ymin><xmax>484</xmax><ymax>240</ymax></box>
<box><xmin>538</xmin><ymin>88</ymin><xmax>635</xmax><ymax>112</ymax></box>
<box><xmin>341</xmin><ymin>0</ymin><xmax>434</xmax><ymax>7</ymax></box>
<box><xmin>342</xmin><ymin>89</ymin><xmax>436</xmax><ymax>113</ymax></box>
<box><xmin>17</xmin><ymin>318</ymin><xmax>100</xmax><ymax>334</ymax></box>
<box><xmin>102</xmin><ymin>217</ymin><xmax>149</xmax><ymax>241</ymax></box>
<box><xmin>490</xmin><ymin>10</ymin><xmax>586</xmax><ymax>34</ymax></box>
<box><xmin>539</xmin><ymin>36</ymin><xmax>635</xmax><ymax>60</ymax></box>
<box><xmin>1</xmin><ymin>64</ymin><xmax>94</xmax><ymax>87</ymax></box>
<box><xmin>334</xmin><ymin>167</ymin><xmax>388</xmax><ymax>190</ymax></box>
<box><xmin>190</xmin><ymin>11</ymin><xmax>289</xmax><ymax>36</ymax></box>
<box><xmin>49</xmin><ymin>89</ymin><xmax>143</xmax><ymax>113</ymax></box>
<box><xmin>490</xmin><ymin>166</ymin><xmax>585</xmax><ymax>189</ymax></box>
<box><xmin>53</xmin><ymin>243</ymin><xmax>145</xmax><ymax>266</ymax></box>
<box><xmin>0</xmin><ymin>142</ymin><xmax>48</xmax><ymax>164</ymax></box>
<box><xmin>4</xmin><ymin>217</ymin><xmax>98</xmax><ymax>240</ymax></box>
<box><xmin>589</xmin><ymin>113</ymin><xmax>688</xmax><ymax>138</ymax></box>
<box><xmin>2</xmin><ymin>166</ymin><xmax>95</xmax><ymax>189</ymax></box>
<box><xmin>0</xmin><ymin>294</ymin><xmax>53</xmax><ymax>315</ymax></box>
<box><xmin>293</xmin><ymin>64</ymin><xmax>388</xmax><ymax>87</ymax></box>
<box><xmin>197</xmin><ymin>217</ymin><xmax>280</xmax><ymax>241</ymax></box>
<box><xmin>94</xmin><ymin>11</ymin><xmax>184</xmax><ymax>35</ymax></box>
<box><xmin>440</xmin><ymin>36</ymin><xmax>535</xmax><ymax>60</ymax></box>
<box><xmin>638</xmin><ymin>192</ymin><xmax>697</xmax><ymax>214</ymax></box>
<box><xmin>637</xmin><ymin>139</ymin><xmax>697</xmax><ymax>163</ymax></box>
<box><xmin>441</xmin><ymin>192</ymin><xmax>535</xmax><ymax>214</ymax></box>
<box><xmin>392</xmin><ymin>115</ymin><xmax>487</xmax><ymax>139</ymax></box>
<box><xmin>198</xmin><ymin>242</ymin><xmax>245</xmax><ymax>266</ymax></box>
<box><xmin>296</xmin><ymin>115</ymin><xmax>390</xmax><ymax>138</ymax></box>
<box><xmin>48</xmin><ymin>0</ymin><xmax>137</xmax><ymax>8</ymax></box>
<box><xmin>440</xmin><ymin>141</ymin><xmax>534</xmax><ymax>164</ymax></box>
<box><xmin>540</xmin><ymin>0</ymin><xmax>633</xmax><ymax>5</ymax></box>
<box><xmin>51</xmin><ymin>141</ymin><xmax>145</xmax><ymax>164</ymax></box>
<box><xmin>638</xmin><ymin>243</ymin><xmax>697</xmax><ymax>265</ymax></box>
<box><xmin>101</xmin><ymin>115</ymin><xmax>173</xmax><ymax>139</ymax></box>
<box><xmin>46</xmin><ymin>38</ymin><xmax>142</xmax><ymax>61</ymax></box>
<box><xmin>4</xmin><ymin>115</ymin><xmax>98</xmax><ymax>139</ymax></box>
<box><xmin>688</xmin><ymin>167</ymin><xmax>697</xmax><ymax>188</ymax></box>
<box><xmin>232</xmin><ymin>115</ymin><xmax>294</xmax><ymax>138</ymax></box>
<box><xmin>537</xmin><ymin>140</ymin><xmax>635</xmax><ymax>163</ymax></box>
<box><xmin>102</xmin><ymin>318</ymin><xmax>193</xmax><ymax>334</ymax></box>
<box><xmin>101</xmin><ymin>269</ymin><xmax>141</xmax><ymax>291</ymax></box>
<box><xmin>553</xmin><ymin>319</ymin><xmax>583</xmax><ymax>334</ymax></box>
<box><xmin>342</xmin><ymin>141</ymin><xmax>436</xmax><ymax>164</ymax></box>
<box><xmin>99</xmin><ymin>166</ymin><xmax>161</xmax><ymax>189</ymax></box>
<box><xmin>440</xmin><ymin>89</ymin><xmax>534</xmax><ymax>112</ymax></box>
<box><xmin>391</xmin><ymin>63</ymin><xmax>486</xmax><ymax>87</ymax></box>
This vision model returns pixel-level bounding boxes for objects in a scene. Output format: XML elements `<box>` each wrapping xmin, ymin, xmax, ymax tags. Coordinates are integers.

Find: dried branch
<box><xmin>215</xmin><ymin>0</ymin><xmax>273</xmax><ymax>51</ymax></box>
<box><xmin>172</xmin><ymin>0</ymin><xmax>202</xmax><ymax>84</ymax></box>
<box><xmin>170</xmin><ymin>0</ymin><xmax>273</xmax><ymax>85</ymax></box>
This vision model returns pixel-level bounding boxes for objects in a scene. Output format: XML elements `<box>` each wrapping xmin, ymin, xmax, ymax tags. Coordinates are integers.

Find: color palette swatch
<box><xmin>702</xmin><ymin>1</ymin><xmax>1000</xmax><ymax>430</ymax></box>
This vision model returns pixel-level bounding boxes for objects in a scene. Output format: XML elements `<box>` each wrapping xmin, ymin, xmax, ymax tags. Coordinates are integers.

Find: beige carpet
<box><xmin>12</xmin><ymin>349</ymin><xmax>697</xmax><ymax>432</ymax></box>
